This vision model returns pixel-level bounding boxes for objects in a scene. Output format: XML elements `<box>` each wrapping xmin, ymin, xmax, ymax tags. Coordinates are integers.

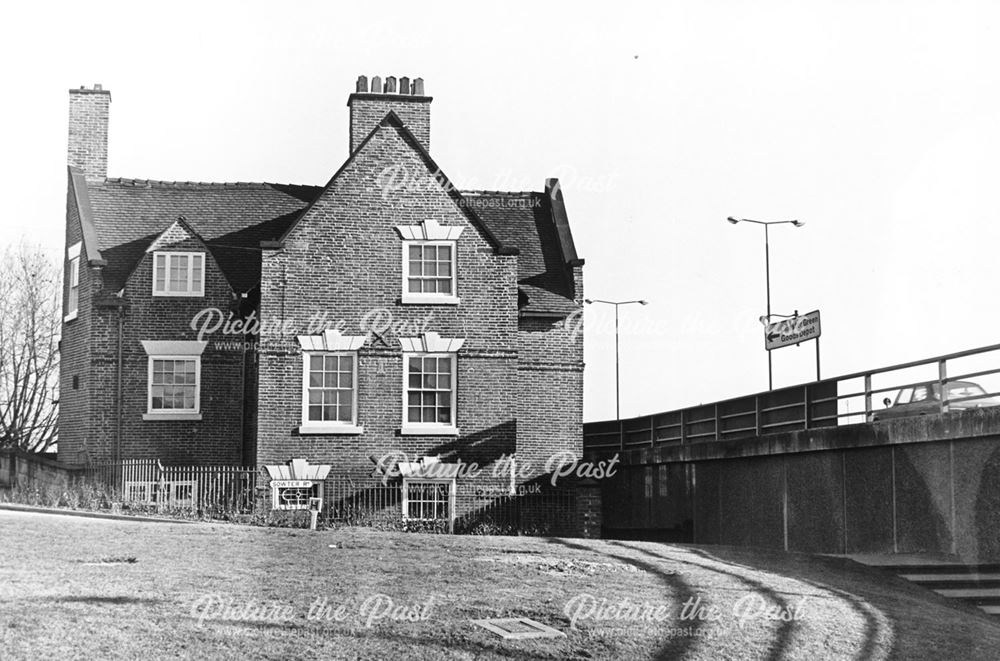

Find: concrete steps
<box><xmin>865</xmin><ymin>561</ymin><xmax>1000</xmax><ymax>617</ymax></box>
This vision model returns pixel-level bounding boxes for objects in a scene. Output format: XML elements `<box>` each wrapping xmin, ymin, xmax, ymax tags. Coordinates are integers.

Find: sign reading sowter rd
<box><xmin>764</xmin><ymin>310</ymin><xmax>821</xmax><ymax>351</ymax></box>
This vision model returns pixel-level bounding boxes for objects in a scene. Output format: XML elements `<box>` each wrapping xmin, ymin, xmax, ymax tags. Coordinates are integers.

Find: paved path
<box><xmin>0</xmin><ymin>502</ymin><xmax>195</xmax><ymax>524</ymax></box>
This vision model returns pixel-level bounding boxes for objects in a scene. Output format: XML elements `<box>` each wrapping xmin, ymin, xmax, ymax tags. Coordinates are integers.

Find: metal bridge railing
<box><xmin>584</xmin><ymin>342</ymin><xmax>1000</xmax><ymax>452</ymax></box>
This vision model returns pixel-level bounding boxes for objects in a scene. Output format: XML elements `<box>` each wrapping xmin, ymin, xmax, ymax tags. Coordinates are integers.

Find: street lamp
<box><xmin>726</xmin><ymin>217</ymin><xmax>804</xmax><ymax>390</ymax></box>
<box><xmin>584</xmin><ymin>299</ymin><xmax>648</xmax><ymax>426</ymax></box>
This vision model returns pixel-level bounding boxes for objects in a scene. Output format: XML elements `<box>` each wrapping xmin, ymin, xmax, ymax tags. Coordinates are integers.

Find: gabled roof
<box><xmin>68</xmin><ymin>167</ymin><xmax>106</xmax><ymax>267</ymax></box>
<box><xmin>73</xmin><ymin>113</ymin><xmax>583</xmax><ymax>316</ymax></box>
<box><xmin>463</xmin><ymin>188</ymin><xmax>581</xmax><ymax>316</ymax></box>
<box><xmin>277</xmin><ymin>111</ymin><xmax>518</xmax><ymax>257</ymax></box>
<box><xmin>84</xmin><ymin>178</ymin><xmax>321</xmax><ymax>292</ymax></box>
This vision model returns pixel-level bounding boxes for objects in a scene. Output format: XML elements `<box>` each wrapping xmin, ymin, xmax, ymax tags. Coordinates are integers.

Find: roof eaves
<box><xmin>68</xmin><ymin>167</ymin><xmax>106</xmax><ymax>266</ymax></box>
<box><xmin>545</xmin><ymin>178</ymin><xmax>584</xmax><ymax>267</ymax></box>
<box><xmin>519</xmin><ymin>308</ymin><xmax>579</xmax><ymax>318</ymax></box>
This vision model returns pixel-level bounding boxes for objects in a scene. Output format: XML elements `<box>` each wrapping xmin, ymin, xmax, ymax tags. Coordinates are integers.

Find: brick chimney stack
<box><xmin>347</xmin><ymin>75</ymin><xmax>431</xmax><ymax>154</ymax></box>
<box><xmin>68</xmin><ymin>84</ymin><xmax>111</xmax><ymax>181</ymax></box>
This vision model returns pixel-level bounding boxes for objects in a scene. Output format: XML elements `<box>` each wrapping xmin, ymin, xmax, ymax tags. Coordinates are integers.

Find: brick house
<box><xmin>59</xmin><ymin>77</ymin><xmax>585</xmax><ymax>526</ymax></box>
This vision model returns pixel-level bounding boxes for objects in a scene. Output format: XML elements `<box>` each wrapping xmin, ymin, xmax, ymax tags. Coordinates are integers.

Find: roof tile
<box><xmin>85</xmin><ymin>179</ymin><xmax>579</xmax><ymax>315</ymax></box>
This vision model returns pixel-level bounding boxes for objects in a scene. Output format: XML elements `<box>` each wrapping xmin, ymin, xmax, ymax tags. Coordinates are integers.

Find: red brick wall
<box><xmin>515</xmin><ymin>274</ymin><xmax>585</xmax><ymax>479</ymax></box>
<box><xmin>83</xmin><ymin>230</ymin><xmax>246</xmax><ymax>465</ymax></box>
<box><xmin>67</xmin><ymin>88</ymin><xmax>109</xmax><ymax>181</ymax></box>
<box><xmin>257</xmin><ymin>123</ymin><xmax>519</xmax><ymax>499</ymax></box>
<box><xmin>57</xmin><ymin>177</ymin><xmax>91</xmax><ymax>464</ymax></box>
<box><xmin>348</xmin><ymin>96</ymin><xmax>431</xmax><ymax>153</ymax></box>
<box><xmin>58</xmin><ymin>85</ymin><xmax>588</xmax><ymax>536</ymax></box>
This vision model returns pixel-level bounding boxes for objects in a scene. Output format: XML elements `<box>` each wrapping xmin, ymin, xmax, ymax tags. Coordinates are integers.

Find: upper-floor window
<box><xmin>395</xmin><ymin>219</ymin><xmax>462</xmax><ymax>305</ymax></box>
<box><xmin>402</xmin><ymin>241</ymin><xmax>458</xmax><ymax>304</ymax></box>
<box><xmin>406</xmin><ymin>242</ymin><xmax>454</xmax><ymax>293</ymax></box>
<box><xmin>153</xmin><ymin>251</ymin><xmax>204</xmax><ymax>297</ymax></box>
<box><xmin>402</xmin><ymin>353</ymin><xmax>457</xmax><ymax>434</ymax></box>
<box><xmin>302</xmin><ymin>352</ymin><xmax>359</xmax><ymax>431</ymax></box>
<box><xmin>65</xmin><ymin>241</ymin><xmax>81</xmax><ymax>322</ymax></box>
<box><xmin>296</xmin><ymin>329</ymin><xmax>367</xmax><ymax>435</ymax></box>
<box><xmin>398</xmin><ymin>332</ymin><xmax>464</xmax><ymax>436</ymax></box>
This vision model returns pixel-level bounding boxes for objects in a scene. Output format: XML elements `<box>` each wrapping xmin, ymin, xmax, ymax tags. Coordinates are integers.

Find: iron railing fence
<box><xmin>585</xmin><ymin>342</ymin><xmax>1000</xmax><ymax>452</ymax></box>
<box><xmin>321</xmin><ymin>478</ymin><xmax>578</xmax><ymax>535</ymax></box>
<box><xmin>80</xmin><ymin>459</ymin><xmax>258</xmax><ymax>514</ymax></box>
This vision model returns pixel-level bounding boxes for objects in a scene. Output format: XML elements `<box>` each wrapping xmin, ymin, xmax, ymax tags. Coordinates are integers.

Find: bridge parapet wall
<box><xmin>590</xmin><ymin>409</ymin><xmax>1000</xmax><ymax>562</ymax></box>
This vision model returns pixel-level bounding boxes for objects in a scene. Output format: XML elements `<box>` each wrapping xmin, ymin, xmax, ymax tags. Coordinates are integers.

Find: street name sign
<box><xmin>764</xmin><ymin>310</ymin><xmax>821</xmax><ymax>351</ymax></box>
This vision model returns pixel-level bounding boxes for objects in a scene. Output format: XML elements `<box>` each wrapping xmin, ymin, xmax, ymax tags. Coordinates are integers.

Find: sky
<box><xmin>1</xmin><ymin>0</ymin><xmax>998</xmax><ymax>422</ymax></box>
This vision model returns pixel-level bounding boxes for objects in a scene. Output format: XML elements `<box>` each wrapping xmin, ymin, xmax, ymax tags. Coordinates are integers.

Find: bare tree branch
<box><xmin>0</xmin><ymin>242</ymin><xmax>60</xmax><ymax>452</ymax></box>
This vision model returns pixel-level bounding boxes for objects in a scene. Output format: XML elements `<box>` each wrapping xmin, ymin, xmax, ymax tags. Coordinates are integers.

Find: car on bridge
<box><xmin>874</xmin><ymin>380</ymin><xmax>1000</xmax><ymax>421</ymax></box>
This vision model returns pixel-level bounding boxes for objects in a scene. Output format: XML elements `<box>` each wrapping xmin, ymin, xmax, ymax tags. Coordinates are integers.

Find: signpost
<box><xmin>764</xmin><ymin>309</ymin><xmax>822</xmax><ymax>380</ymax></box>
<box><xmin>764</xmin><ymin>310</ymin><xmax>821</xmax><ymax>350</ymax></box>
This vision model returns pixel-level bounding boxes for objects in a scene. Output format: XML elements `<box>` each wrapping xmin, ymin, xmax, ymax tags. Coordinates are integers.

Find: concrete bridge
<box><xmin>583</xmin><ymin>343</ymin><xmax>1000</xmax><ymax>562</ymax></box>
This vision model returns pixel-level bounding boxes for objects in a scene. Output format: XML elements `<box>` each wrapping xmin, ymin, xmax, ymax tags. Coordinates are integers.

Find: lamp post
<box><xmin>585</xmin><ymin>299</ymin><xmax>647</xmax><ymax>448</ymax></box>
<box><xmin>727</xmin><ymin>217</ymin><xmax>804</xmax><ymax>390</ymax></box>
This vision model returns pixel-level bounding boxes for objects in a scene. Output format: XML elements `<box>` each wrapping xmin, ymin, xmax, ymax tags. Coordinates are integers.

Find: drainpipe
<box><xmin>240</xmin><ymin>336</ymin><xmax>247</xmax><ymax>465</ymax></box>
<box><xmin>235</xmin><ymin>289</ymin><xmax>254</xmax><ymax>467</ymax></box>
<box><xmin>115</xmin><ymin>305</ymin><xmax>124</xmax><ymax>474</ymax></box>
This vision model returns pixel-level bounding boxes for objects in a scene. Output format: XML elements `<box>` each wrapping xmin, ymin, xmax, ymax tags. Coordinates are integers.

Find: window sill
<box><xmin>400</xmin><ymin>294</ymin><xmax>460</xmax><ymax>305</ymax></box>
<box><xmin>298</xmin><ymin>423</ymin><xmax>365</xmax><ymax>435</ymax></box>
<box><xmin>151</xmin><ymin>292</ymin><xmax>205</xmax><ymax>298</ymax></box>
<box><xmin>143</xmin><ymin>412</ymin><xmax>202</xmax><ymax>421</ymax></box>
<box><xmin>64</xmin><ymin>311</ymin><xmax>78</xmax><ymax>323</ymax></box>
<box><xmin>400</xmin><ymin>424</ymin><xmax>460</xmax><ymax>436</ymax></box>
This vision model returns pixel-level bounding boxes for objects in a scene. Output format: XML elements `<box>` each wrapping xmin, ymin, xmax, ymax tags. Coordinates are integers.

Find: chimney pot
<box><xmin>94</xmin><ymin>84</ymin><xmax>102</xmax><ymax>91</ymax></box>
<box><xmin>347</xmin><ymin>76</ymin><xmax>430</xmax><ymax>153</ymax></box>
<box><xmin>356</xmin><ymin>75</ymin><xmax>368</xmax><ymax>93</ymax></box>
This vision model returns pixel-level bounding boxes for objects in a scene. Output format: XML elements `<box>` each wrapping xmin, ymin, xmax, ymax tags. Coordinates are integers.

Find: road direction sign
<box><xmin>765</xmin><ymin>310</ymin><xmax>821</xmax><ymax>351</ymax></box>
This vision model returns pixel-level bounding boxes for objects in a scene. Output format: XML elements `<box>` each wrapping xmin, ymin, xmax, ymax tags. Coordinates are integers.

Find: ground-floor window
<box><xmin>148</xmin><ymin>358</ymin><xmax>199</xmax><ymax>413</ymax></box>
<box><xmin>140</xmin><ymin>340</ymin><xmax>207</xmax><ymax>421</ymax></box>
<box><xmin>402</xmin><ymin>478</ymin><xmax>455</xmax><ymax>528</ymax></box>
<box><xmin>122</xmin><ymin>480</ymin><xmax>197</xmax><ymax>507</ymax></box>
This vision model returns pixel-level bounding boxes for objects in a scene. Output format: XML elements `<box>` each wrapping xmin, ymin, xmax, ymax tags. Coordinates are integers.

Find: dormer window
<box><xmin>396</xmin><ymin>219</ymin><xmax>461</xmax><ymax>305</ymax></box>
<box><xmin>152</xmin><ymin>251</ymin><xmax>204</xmax><ymax>297</ymax></box>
